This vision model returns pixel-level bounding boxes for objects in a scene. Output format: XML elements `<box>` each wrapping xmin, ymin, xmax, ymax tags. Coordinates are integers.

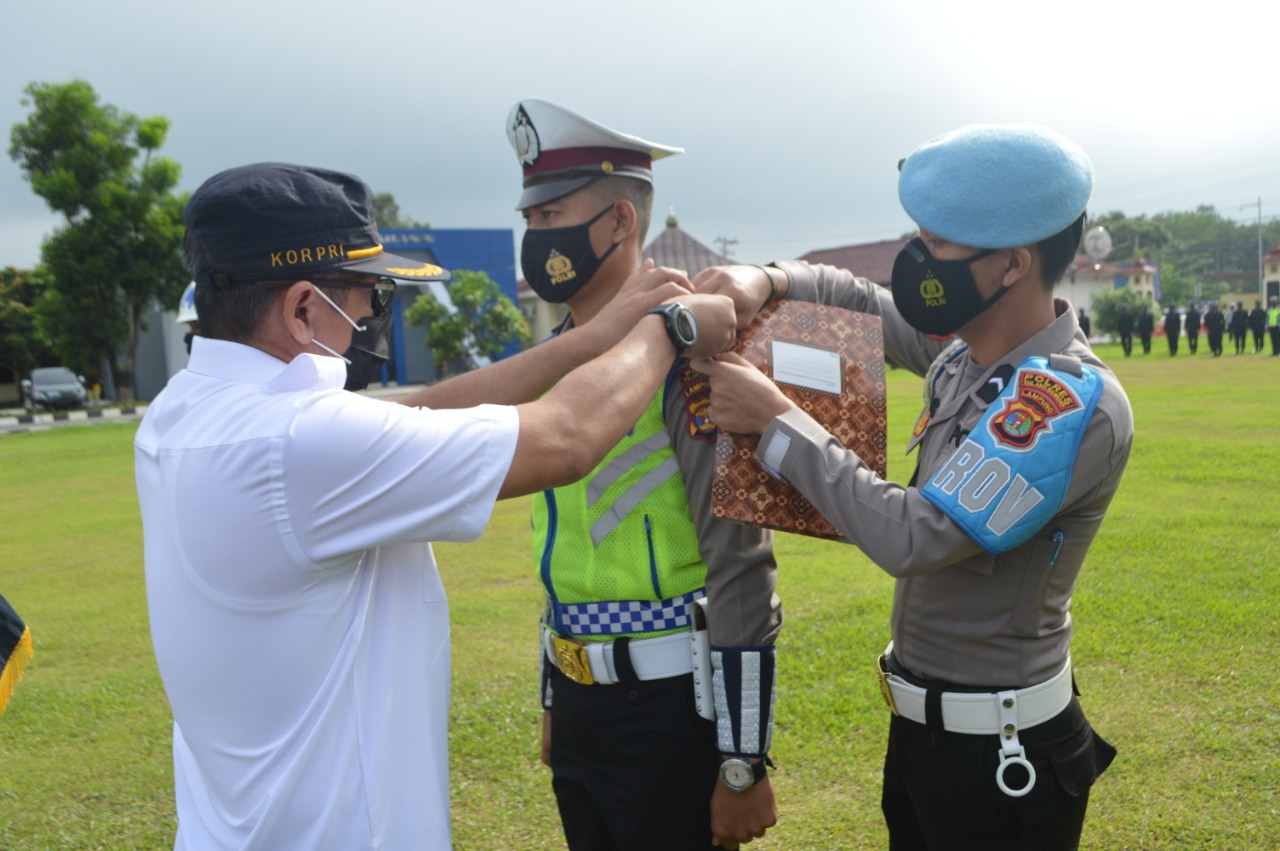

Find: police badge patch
<box><xmin>510</xmin><ymin>105</ymin><xmax>540</xmax><ymax>167</ymax></box>
<box><xmin>676</xmin><ymin>365</ymin><xmax>718</xmax><ymax>443</ymax></box>
<box><xmin>991</xmin><ymin>370</ymin><xmax>1080</xmax><ymax>450</ymax></box>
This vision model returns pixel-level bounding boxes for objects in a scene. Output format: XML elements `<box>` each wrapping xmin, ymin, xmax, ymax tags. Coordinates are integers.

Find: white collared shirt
<box><xmin>135</xmin><ymin>337</ymin><xmax>519</xmax><ymax>850</ymax></box>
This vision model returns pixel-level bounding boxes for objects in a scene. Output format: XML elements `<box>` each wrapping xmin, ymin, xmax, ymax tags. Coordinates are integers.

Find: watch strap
<box><xmin>645</xmin><ymin>302</ymin><xmax>693</xmax><ymax>357</ymax></box>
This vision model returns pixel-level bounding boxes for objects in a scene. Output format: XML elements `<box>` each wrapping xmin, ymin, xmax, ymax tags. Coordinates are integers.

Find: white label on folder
<box><xmin>771</xmin><ymin>340</ymin><xmax>841</xmax><ymax>394</ymax></box>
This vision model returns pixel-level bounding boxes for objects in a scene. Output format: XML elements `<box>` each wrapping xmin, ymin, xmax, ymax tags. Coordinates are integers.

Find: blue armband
<box><xmin>921</xmin><ymin>357</ymin><xmax>1103</xmax><ymax>554</ymax></box>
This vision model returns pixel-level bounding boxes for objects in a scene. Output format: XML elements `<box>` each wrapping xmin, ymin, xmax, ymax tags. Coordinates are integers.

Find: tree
<box><xmin>8</xmin><ymin>80</ymin><xmax>188</xmax><ymax>401</ymax></box>
<box><xmin>1090</xmin><ymin>287</ymin><xmax>1155</xmax><ymax>337</ymax></box>
<box><xmin>1090</xmin><ymin>206</ymin><xmax>1280</xmax><ymax>304</ymax></box>
<box><xmin>0</xmin><ymin>266</ymin><xmax>55</xmax><ymax>381</ymax></box>
<box><xmin>404</xmin><ymin>270</ymin><xmax>530</xmax><ymax>379</ymax></box>
<box><xmin>1089</xmin><ymin>211</ymin><xmax>1173</xmax><ymax>263</ymax></box>
<box><xmin>372</xmin><ymin>192</ymin><xmax>430</xmax><ymax>229</ymax></box>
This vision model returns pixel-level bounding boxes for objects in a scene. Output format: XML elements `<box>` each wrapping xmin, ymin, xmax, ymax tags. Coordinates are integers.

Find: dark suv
<box><xmin>21</xmin><ymin>366</ymin><xmax>88</xmax><ymax>411</ymax></box>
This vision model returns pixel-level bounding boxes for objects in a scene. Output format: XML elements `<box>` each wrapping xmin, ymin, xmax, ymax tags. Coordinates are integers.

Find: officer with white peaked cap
<box><xmin>694</xmin><ymin>123</ymin><xmax>1133</xmax><ymax>849</ymax></box>
<box><xmin>509</xmin><ymin>98</ymin><xmax>782</xmax><ymax>851</ymax></box>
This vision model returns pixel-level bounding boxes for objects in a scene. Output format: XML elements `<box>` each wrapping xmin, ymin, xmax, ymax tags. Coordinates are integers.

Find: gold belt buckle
<box><xmin>876</xmin><ymin>653</ymin><xmax>900</xmax><ymax>715</ymax></box>
<box><xmin>552</xmin><ymin>636</ymin><xmax>595</xmax><ymax>685</ymax></box>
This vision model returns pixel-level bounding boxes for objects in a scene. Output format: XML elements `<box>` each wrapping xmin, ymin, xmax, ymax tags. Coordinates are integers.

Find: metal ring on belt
<box><xmin>876</xmin><ymin>642</ymin><xmax>1073</xmax><ymax>797</ymax></box>
<box><xmin>542</xmin><ymin>625</ymin><xmax>693</xmax><ymax>686</ymax></box>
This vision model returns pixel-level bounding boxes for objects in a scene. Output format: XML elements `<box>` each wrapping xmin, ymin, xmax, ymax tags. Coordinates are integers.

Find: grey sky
<box><xmin>5</xmin><ymin>0</ymin><xmax>1278</xmax><ymax>274</ymax></box>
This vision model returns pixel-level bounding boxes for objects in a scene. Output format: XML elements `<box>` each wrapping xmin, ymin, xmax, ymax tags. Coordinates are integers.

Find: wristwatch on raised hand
<box><xmin>719</xmin><ymin>756</ymin><xmax>768</xmax><ymax>793</ymax></box>
<box><xmin>645</xmin><ymin>302</ymin><xmax>698</xmax><ymax>357</ymax></box>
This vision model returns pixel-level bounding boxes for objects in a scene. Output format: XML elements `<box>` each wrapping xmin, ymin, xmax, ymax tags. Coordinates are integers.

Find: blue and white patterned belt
<box><xmin>549</xmin><ymin>588</ymin><xmax>704</xmax><ymax>637</ymax></box>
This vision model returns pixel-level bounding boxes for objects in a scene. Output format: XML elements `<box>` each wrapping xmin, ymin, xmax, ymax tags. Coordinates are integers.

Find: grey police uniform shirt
<box><xmin>665</xmin><ymin>364</ymin><xmax>783</xmax><ymax>649</ymax></box>
<box><xmin>765</xmin><ymin>261</ymin><xmax>1133</xmax><ymax>688</ymax></box>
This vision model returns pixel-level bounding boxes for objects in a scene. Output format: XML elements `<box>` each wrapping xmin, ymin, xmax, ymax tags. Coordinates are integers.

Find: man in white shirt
<box><xmin>135</xmin><ymin>162</ymin><xmax>734</xmax><ymax>850</ymax></box>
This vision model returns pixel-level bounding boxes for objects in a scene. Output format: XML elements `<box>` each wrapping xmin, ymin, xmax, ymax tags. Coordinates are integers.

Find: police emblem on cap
<box><xmin>506</xmin><ymin>98</ymin><xmax>684</xmax><ymax>210</ymax></box>
<box><xmin>511</xmin><ymin>105</ymin><xmax>540</xmax><ymax>167</ymax></box>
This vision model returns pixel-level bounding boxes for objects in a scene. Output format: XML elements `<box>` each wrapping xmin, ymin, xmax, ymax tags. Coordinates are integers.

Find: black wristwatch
<box><xmin>719</xmin><ymin>757</ymin><xmax>769</xmax><ymax>793</ymax></box>
<box><xmin>646</xmin><ymin>302</ymin><xmax>698</xmax><ymax>357</ymax></box>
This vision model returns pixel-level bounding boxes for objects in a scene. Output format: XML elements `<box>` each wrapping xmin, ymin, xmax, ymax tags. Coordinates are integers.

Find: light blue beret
<box><xmin>898</xmin><ymin>123</ymin><xmax>1093</xmax><ymax>249</ymax></box>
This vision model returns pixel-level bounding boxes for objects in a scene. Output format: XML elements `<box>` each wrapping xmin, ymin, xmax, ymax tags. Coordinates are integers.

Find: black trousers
<box><xmin>1139</xmin><ymin>332</ymin><xmax>1151</xmax><ymax>353</ymax></box>
<box><xmin>1208</xmin><ymin>330</ymin><xmax>1224</xmax><ymax>355</ymax></box>
<box><xmin>1119</xmin><ymin>333</ymin><xmax>1132</xmax><ymax>356</ymax></box>
<box><xmin>548</xmin><ymin>666</ymin><xmax>721</xmax><ymax>851</ymax></box>
<box><xmin>1270</xmin><ymin>327</ymin><xmax>1280</xmax><ymax>355</ymax></box>
<box><xmin>880</xmin><ymin>665</ymin><xmax>1115</xmax><ymax>851</ymax></box>
<box><xmin>1186</xmin><ymin>332</ymin><xmax>1199</xmax><ymax>354</ymax></box>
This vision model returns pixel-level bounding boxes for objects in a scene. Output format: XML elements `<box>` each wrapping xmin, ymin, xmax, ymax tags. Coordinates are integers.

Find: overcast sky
<box><xmin>5</xmin><ymin>0</ymin><xmax>1278</xmax><ymax>274</ymax></box>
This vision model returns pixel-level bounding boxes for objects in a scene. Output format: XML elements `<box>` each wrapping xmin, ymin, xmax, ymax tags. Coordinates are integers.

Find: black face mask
<box><xmin>341</xmin><ymin>313</ymin><xmax>392</xmax><ymax>392</ymax></box>
<box><xmin>520</xmin><ymin>204</ymin><xmax>620</xmax><ymax>303</ymax></box>
<box><xmin>890</xmin><ymin>238</ymin><xmax>1003</xmax><ymax>337</ymax></box>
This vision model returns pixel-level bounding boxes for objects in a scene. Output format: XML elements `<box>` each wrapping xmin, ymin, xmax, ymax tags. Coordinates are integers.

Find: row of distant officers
<box><xmin>1112</xmin><ymin>298</ymin><xmax>1280</xmax><ymax>357</ymax></box>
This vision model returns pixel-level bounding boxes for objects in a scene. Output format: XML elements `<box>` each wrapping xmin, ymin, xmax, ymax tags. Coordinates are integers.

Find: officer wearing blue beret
<box><xmin>695</xmin><ymin>123</ymin><xmax>1133</xmax><ymax>849</ymax></box>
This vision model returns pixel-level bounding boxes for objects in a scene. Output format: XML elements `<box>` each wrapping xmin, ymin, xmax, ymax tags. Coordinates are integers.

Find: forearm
<box><xmin>761</xmin><ymin>407</ymin><xmax>981</xmax><ymax>577</ymax></box>
<box><xmin>397</xmin><ymin>324</ymin><xmax>610</xmax><ymax>409</ymax></box>
<box><xmin>499</xmin><ymin>315</ymin><xmax>674</xmax><ymax>499</ymax></box>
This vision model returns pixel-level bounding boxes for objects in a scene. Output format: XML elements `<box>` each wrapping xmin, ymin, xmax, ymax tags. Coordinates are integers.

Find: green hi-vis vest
<box><xmin>1269</xmin><ymin>307</ymin><xmax>1280</xmax><ymax>328</ymax></box>
<box><xmin>533</xmin><ymin>379</ymin><xmax>705</xmax><ymax>638</ymax></box>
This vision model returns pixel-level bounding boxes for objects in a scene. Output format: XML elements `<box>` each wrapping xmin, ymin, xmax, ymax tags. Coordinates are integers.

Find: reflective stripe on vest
<box><xmin>534</xmin><ymin>379</ymin><xmax>705</xmax><ymax>634</ymax></box>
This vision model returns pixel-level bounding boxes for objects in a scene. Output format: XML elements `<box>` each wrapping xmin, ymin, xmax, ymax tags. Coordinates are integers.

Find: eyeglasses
<box><xmin>310</xmin><ymin>276</ymin><xmax>397</xmax><ymax>317</ymax></box>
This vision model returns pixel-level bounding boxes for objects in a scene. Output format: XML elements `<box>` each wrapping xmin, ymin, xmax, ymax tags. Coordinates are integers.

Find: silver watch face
<box><xmin>720</xmin><ymin>759</ymin><xmax>754</xmax><ymax>792</ymax></box>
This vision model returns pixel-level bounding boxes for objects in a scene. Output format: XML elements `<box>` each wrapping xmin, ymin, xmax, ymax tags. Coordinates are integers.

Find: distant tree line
<box><xmin>3</xmin><ymin>80</ymin><xmax>1279</xmax><ymax>394</ymax></box>
<box><xmin>2</xmin><ymin>79</ymin><xmax>526</xmax><ymax>400</ymax></box>
<box><xmin>1089</xmin><ymin>208</ymin><xmax>1280</xmax><ymax>308</ymax></box>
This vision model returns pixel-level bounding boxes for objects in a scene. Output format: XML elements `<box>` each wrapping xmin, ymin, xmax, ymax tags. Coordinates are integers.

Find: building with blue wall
<box><xmin>379</xmin><ymin>227</ymin><xmax>520</xmax><ymax>386</ymax></box>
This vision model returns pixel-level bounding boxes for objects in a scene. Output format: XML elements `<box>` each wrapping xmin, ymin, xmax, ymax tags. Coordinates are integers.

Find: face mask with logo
<box><xmin>520</xmin><ymin>204</ymin><xmax>619</xmax><ymax>303</ymax></box>
<box><xmin>890</xmin><ymin>237</ymin><xmax>1003</xmax><ymax>337</ymax></box>
<box><xmin>311</xmin><ymin>287</ymin><xmax>392</xmax><ymax>391</ymax></box>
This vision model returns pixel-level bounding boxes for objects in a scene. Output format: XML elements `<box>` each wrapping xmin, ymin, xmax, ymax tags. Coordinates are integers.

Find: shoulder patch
<box><xmin>677</xmin><ymin>365</ymin><xmax>718</xmax><ymax>442</ymax></box>
<box><xmin>991</xmin><ymin>370</ymin><xmax>1080</xmax><ymax>450</ymax></box>
<box><xmin>921</xmin><ymin>357</ymin><xmax>1103</xmax><ymax>554</ymax></box>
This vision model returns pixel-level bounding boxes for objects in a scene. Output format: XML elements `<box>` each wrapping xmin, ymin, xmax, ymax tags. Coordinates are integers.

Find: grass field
<box><xmin>0</xmin><ymin>341</ymin><xmax>1277</xmax><ymax>849</ymax></box>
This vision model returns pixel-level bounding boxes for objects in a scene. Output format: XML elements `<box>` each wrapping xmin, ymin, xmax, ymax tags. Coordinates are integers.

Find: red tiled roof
<box><xmin>798</xmin><ymin>238</ymin><xmax>909</xmax><ymax>286</ymax></box>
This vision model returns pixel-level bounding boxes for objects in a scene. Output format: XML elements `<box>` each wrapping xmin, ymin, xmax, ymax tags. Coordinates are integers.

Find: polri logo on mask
<box><xmin>891</xmin><ymin>238</ymin><xmax>1001</xmax><ymax>337</ymax></box>
<box><xmin>545</xmin><ymin>250</ymin><xmax>577</xmax><ymax>285</ymax></box>
<box><xmin>520</xmin><ymin>204</ymin><xmax>620</xmax><ymax>304</ymax></box>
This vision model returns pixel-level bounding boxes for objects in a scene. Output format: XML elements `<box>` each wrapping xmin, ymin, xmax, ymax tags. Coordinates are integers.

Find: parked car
<box><xmin>21</xmin><ymin>366</ymin><xmax>88</xmax><ymax>411</ymax></box>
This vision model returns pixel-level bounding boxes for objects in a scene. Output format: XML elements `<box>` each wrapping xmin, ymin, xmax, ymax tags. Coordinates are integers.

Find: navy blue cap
<box><xmin>898</xmin><ymin>124</ymin><xmax>1093</xmax><ymax>249</ymax></box>
<box><xmin>184</xmin><ymin>163</ymin><xmax>450</xmax><ymax>287</ymax></box>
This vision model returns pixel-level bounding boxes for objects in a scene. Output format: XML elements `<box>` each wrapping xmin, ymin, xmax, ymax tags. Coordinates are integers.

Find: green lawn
<box><xmin>1</xmin><ymin>341</ymin><xmax>1277</xmax><ymax>849</ymax></box>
